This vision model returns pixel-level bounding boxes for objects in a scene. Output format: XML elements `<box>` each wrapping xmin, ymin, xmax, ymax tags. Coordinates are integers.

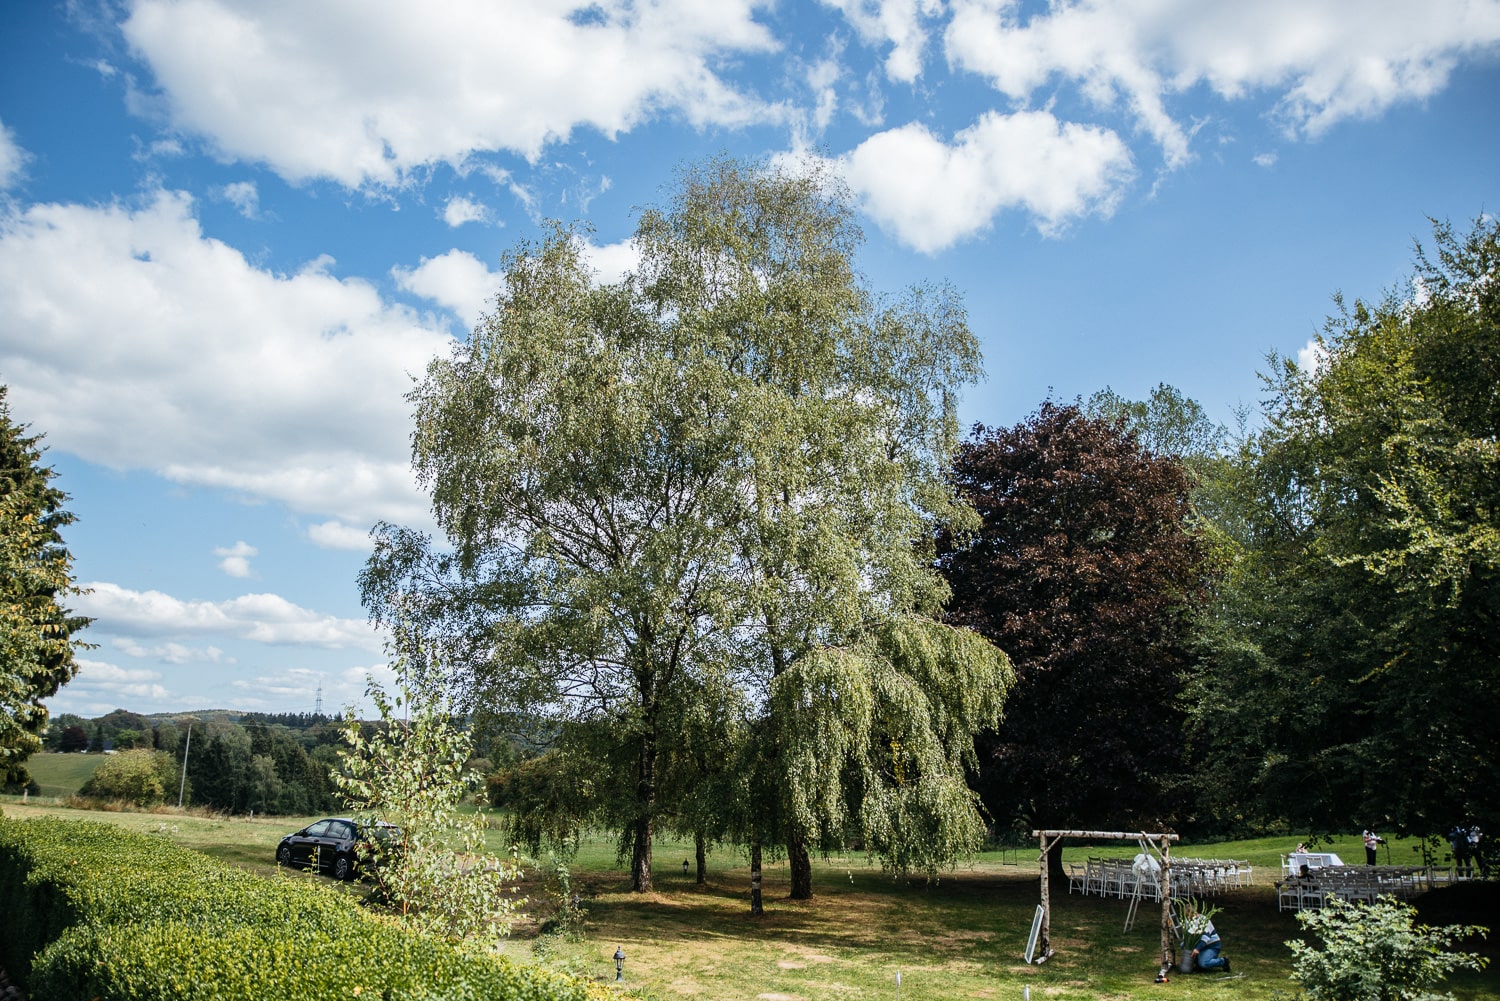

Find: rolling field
<box><xmin>22</xmin><ymin>752</ymin><xmax>108</xmax><ymax>798</ymax></box>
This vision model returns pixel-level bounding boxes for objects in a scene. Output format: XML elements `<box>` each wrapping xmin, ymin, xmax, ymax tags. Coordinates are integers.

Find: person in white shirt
<box><xmin>1363</xmin><ymin>828</ymin><xmax>1384</xmax><ymax>865</ymax></box>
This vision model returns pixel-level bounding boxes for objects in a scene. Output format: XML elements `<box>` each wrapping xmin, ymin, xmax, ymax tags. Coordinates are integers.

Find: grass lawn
<box><xmin>4</xmin><ymin>798</ymin><xmax>1496</xmax><ymax>1001</ymax></box>
<box><xmin>22</xmin><ymin>751</ymin><xmax>108</xmax><ymax>797</ymax></box>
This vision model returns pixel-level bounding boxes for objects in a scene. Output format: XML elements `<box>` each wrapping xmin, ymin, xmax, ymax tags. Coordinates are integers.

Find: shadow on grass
<box><xmin>529</xmin><ymin>858</ymin><xmax>1500</xmax><ymax>1001</ymax></box>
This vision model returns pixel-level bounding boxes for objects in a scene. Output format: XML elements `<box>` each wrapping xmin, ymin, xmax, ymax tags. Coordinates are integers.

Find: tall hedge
<box><xmin>0</xmin><ymin>817</ymin><xmax>601</xmax><ymax>1000</ymax></box>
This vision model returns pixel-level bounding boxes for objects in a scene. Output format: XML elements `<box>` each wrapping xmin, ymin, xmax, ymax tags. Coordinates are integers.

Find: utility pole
<box><xmin>177</xmin><ymin>723</ymin><xmax>192</xmax><ymax>808</ymax></box>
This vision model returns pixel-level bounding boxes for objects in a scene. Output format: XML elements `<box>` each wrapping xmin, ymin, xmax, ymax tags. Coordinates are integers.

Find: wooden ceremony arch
<box><xmin>1030</xmin><ymin>829</ymin><xmax>1179</xmax><ymax>974</ymax></box>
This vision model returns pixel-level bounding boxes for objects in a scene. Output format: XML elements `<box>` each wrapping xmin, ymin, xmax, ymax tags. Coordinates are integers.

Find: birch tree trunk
<box><xmin>788</xmin><ymin>826</ymin><xmax>813</xmax><ymax>900</ymax></box>
<box><xmin>631</xmin><ymin>732</ymin><xmax>656</xmax><ymax>892</ymax></box>
<box><xmin>749</xmin><ymin>840</ymin><xmax>764</xmax><ymax>915</ymax></box>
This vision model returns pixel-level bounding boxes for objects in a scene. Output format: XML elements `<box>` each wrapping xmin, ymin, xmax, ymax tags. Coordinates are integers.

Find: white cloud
<box><xmin>801</xmin><ymin>39</ymin><xmax>845</xmax><ymax>135</ymax></box>
<box><xmin>77</xmin><ymin>581</ymin><xmax>385</xmax><ymax>651</ymax></box>
<box><xmin>582</xmin><ymin>238</ymin><xmax>641</xmax><ymax>285</ymax></box>
<box><xmin>307</xmin><ymin>520</ymin><xmax>375</xmax><ymax>551</ymax></box>
<box><xmin>225</xmin><ymin>663</ymin><xmax>399</xmax><ymax>714</ymax></box>
<box><xmin>121</xmin><ymin>0</ymin><xmax>782</xmax><ymax>187</ymax></box>
<box><xmin>442</xmin><ymin>196</ymin><xmax>490</xmax><ymax>228</ymax></box>
<box><xmin>214</xmin><ymin>540</ymin><xmax>258</xmax><ymax>578</ymax></box>
<box><xmin>944</xmin><ymin>0</ymin><xmax>1500</xmax><ymax>165</ymax></box>
<box><xmin>68</xmin><ymin>658</ymin><xmax>173</xmax><ymax>703</ymax></box>
<box><xmin>1297</xmin><ymin>337</ymin><xmax>1328</xmax><ymax>375</ymax></box>
<box><xmin>0</xmin><ymin>118</ymin><xmax>28</xmax><ymax>190</ymax></box>
<box><xmin>219</xmin><ymin>180</ymin><xmax>260</xmax><ymax>218</ymax></box>
<box><xmin>391</xmin><ymin>238</ymin><xmax>640</xmax><ymax>329</ymax></box>
<box><xmin>823</xmin><ymin>0</ymin><xmax>942</xmax><ymax>84</ymax></box>
<box><xmin>1253</xmin><ymin>151</ymin><xmax>1278</xmax><ymax>168</ymax></box>
<box><xmin>0</xmin><ymin>188</ymin><xmax>450</xmax><ymax>528</ymax></box>
<box><xmin>136</xmin><ymin>137</ymin><xmax>186</xmax><ymax>161</ymax></box>
<box><xmin>839</xmin><ymin>110</ymin><xmax>1134</xmax><ymax>252</ymax></box>
<box><xmin>391</xmin><ymin>248</ymin><xmax>496</xmax><ymax>331</ymax></box>
<box><xmin>111</xmin><ymin>638</ymin><xmax>230</xmax><ymax>664</ymax></box>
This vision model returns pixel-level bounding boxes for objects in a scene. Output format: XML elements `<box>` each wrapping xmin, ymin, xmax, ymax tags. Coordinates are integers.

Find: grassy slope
<box><xmin>3</xmin><ymin>799</ymin><xmax>1494</xmax><ymax>1001</ymax></box>
<box><xmin>23</xmin><ymin>752</ymin><xmax>108</xmax><ymax>797</ymax></box>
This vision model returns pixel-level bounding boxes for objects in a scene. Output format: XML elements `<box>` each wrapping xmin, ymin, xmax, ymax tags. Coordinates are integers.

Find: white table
<box><xmin>1286</xmin><ymin>851</ymin><xmax>1344</xmax><ymax>873</ymax></box>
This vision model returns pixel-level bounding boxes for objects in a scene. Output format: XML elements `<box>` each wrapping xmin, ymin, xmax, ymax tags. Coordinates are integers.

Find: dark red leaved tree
<box><xmin>940</xmin><ymin>403</ymin><xmax>1204</xmax><ymax>878</ymax></box>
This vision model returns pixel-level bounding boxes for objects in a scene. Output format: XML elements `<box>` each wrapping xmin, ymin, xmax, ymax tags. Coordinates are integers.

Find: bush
<box><xmin>1286</xmin><ymin>895</ymin><xmax>1488</xmax><ymax>1001</ymax></box>
<box><xmin>336</xmin><ymin>646</ymin><xmax>521</xmax><ymax>948</ymax></box>
<box><xmin>78</xmin><ymin>749</ymin><xmax>181</xmax><ymax>807</ymax></box>
<box><xmin>0</xmin><ymin>817</ymin><xmax>596</xmax><ymax>1001</ymax></box>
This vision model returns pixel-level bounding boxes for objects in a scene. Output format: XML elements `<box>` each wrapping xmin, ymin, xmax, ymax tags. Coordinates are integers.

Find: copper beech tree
<box><xmin>940</xmin><ymin>403</ymin><xmax>1205</xmax><ymax>878</ymax></box>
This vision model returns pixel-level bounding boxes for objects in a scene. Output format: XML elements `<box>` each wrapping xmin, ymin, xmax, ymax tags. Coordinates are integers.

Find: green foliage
<box><xmin>43</xmin><ymin>713</ymin><xmax>89</xmax><ymax>751</ymax></box>
<box><xmin>489</xmin><ymin>748</ymin><xmax>599</xmax><ymax>855</ymax></box>
<box><xmin>362</xmin><ymin>155</ymin><xmax>1006</xmax><ymax>894</ymax></box>
<box><xmin>1185</xmin><ymin>215</ymin><xmax>1500</xmax><ymax>835</ymax></box>
<box><xmin>168</xmin><ymin>718</ymin><xmax>337</xmax><ymax>815</ymax></box>
<box><xmin>0</xmin><ymin>386</ymin><xmax>90</xmax><ymax>790</ymax></box>
<box><xmin>771</xmin><ymin>617</ymin><xmax>1012</xmax><ymax>875</ymax></box>
<box><xmin>1085</xmin><ymin>382</ymin><xmax>1228</xmax><ymax>471</ymax></box>
<box><xmin>0</xmin><ymin>817</ymin><xmax>594</xmax><ymax>1001</ymax></box>
<box><xmin>78</xmin><ymin>749</ymin><xmax>181</xmax><ymax>807</ymax></box>
<box><xmin>942</xmin><ymin>402</ymin><xmax>1204</xmax><ymax>846</ymax></box>
<box><xmin>336</xmin><ymin>631</ymin><xmax>521</xmax><ymax>949</ymax></box>
<box><xmin>1286</xmin><ymin>896</ymin><xmax>1487</xmax><ymax>1001</ymax></box>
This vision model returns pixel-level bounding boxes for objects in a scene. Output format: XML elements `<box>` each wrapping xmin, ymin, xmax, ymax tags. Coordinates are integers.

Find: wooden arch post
<box><xmin>1030</xmin><ymin>829</ymin><xmax>1179</xmax><ymax>972</ymax></box>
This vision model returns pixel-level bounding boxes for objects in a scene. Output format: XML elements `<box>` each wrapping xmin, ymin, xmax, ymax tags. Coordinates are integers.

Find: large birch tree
<box><xmin>363</xmin><ymin>157</ymin><xmax>1012</xmax><ymax>895</ymax></box>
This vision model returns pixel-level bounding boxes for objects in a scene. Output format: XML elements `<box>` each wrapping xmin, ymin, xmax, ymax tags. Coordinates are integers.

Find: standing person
<box><xmin>1449</xmin><ymin>826</ymin><xmax>1472</xmax><ymax>877</ymax></box>
<box><xmin>1363</xmin><ymin>827</ymin><xmax>1384</xmax><ymax>865</ymax></box>
<box><xmin>1184</xmin><ymin>902</ymin><xmax>1230</xmax><ymax>973</ymax></box>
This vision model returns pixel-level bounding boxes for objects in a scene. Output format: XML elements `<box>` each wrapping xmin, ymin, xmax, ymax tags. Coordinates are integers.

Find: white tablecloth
<box><xmin>1287</xmin><ymin>852</ymin><xmax>1344</xmax><ymax>873</ymax></box>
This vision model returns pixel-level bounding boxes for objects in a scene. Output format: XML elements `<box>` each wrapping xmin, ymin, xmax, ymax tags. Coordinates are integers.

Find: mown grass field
<box><xmin>3</xmin><ymin>797</ymin><xmax>1496</xmax><ymax>1001</ymax></box>
<box><xmin>22</xmin><ymin>751</ymin><xmax>107</xmax><ymax>797</ymax></box>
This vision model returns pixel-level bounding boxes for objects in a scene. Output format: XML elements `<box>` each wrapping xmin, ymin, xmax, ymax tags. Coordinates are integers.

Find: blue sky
<box><xmin>2</xmin><ymin>0</ymin><xmax>1496</xmax><ymax>718</ymax></box>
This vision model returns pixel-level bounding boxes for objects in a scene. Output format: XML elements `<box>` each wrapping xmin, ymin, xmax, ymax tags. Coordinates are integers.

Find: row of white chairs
<box><xmin>1173</xmin><ymin>857</ymin><xmax>1255</xmax><ymax>891</ymax></box>
<box><xmin>1276</xmin><ymin>865</ymin><xmax>1432</xmax><ymax>911</ymax></box>
<box><xmin>1067</xmin><ymin>857</ymin><xmax>1252</xmax><ymax>902</ymax></box>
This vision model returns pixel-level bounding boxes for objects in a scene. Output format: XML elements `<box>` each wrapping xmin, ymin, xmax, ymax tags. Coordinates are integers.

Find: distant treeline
<box><xmin>43</xmin><ymin>708</ymin><xmax>519</xmax><ymax>816</ymax></box>
<box><xmin>239</xmin><ymin>711</ymin><xmax>337</xmax><ymax>730</ymax></box>
<box><xmin>45</xmin><ymin>709</ymin><xmax>342</xmax><ymax>815</ymax></box>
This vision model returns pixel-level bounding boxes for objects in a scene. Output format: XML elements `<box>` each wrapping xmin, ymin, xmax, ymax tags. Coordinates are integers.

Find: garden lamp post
<box><xmin>614</xmin><ymin>947</ymin><xmax>625</xmax><ymax>981</ymax></box>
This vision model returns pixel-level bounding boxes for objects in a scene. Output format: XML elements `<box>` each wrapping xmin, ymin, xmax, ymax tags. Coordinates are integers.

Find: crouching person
<box><xmin>1185</xmin><ymin>902</ymin><xmax>1231</xmax><ymax>973</ymax></box>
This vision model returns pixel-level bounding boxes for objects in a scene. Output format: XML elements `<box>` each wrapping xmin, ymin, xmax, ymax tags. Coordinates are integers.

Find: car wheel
<box><xmin>276</xmin><ymin>844</ymin><xmax>292</xmax><ymax>866</ymax></box>
<box><xmin>334</xmin><ymin>854</ymin><xmax>353</xmax><ymax>881</ymax></box>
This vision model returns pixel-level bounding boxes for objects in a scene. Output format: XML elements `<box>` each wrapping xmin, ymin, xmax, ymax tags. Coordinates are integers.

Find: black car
<box><xmin>275</xmin><ymin>817</ymin><xmax>402</xmax><ymax>880</ymax></box>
